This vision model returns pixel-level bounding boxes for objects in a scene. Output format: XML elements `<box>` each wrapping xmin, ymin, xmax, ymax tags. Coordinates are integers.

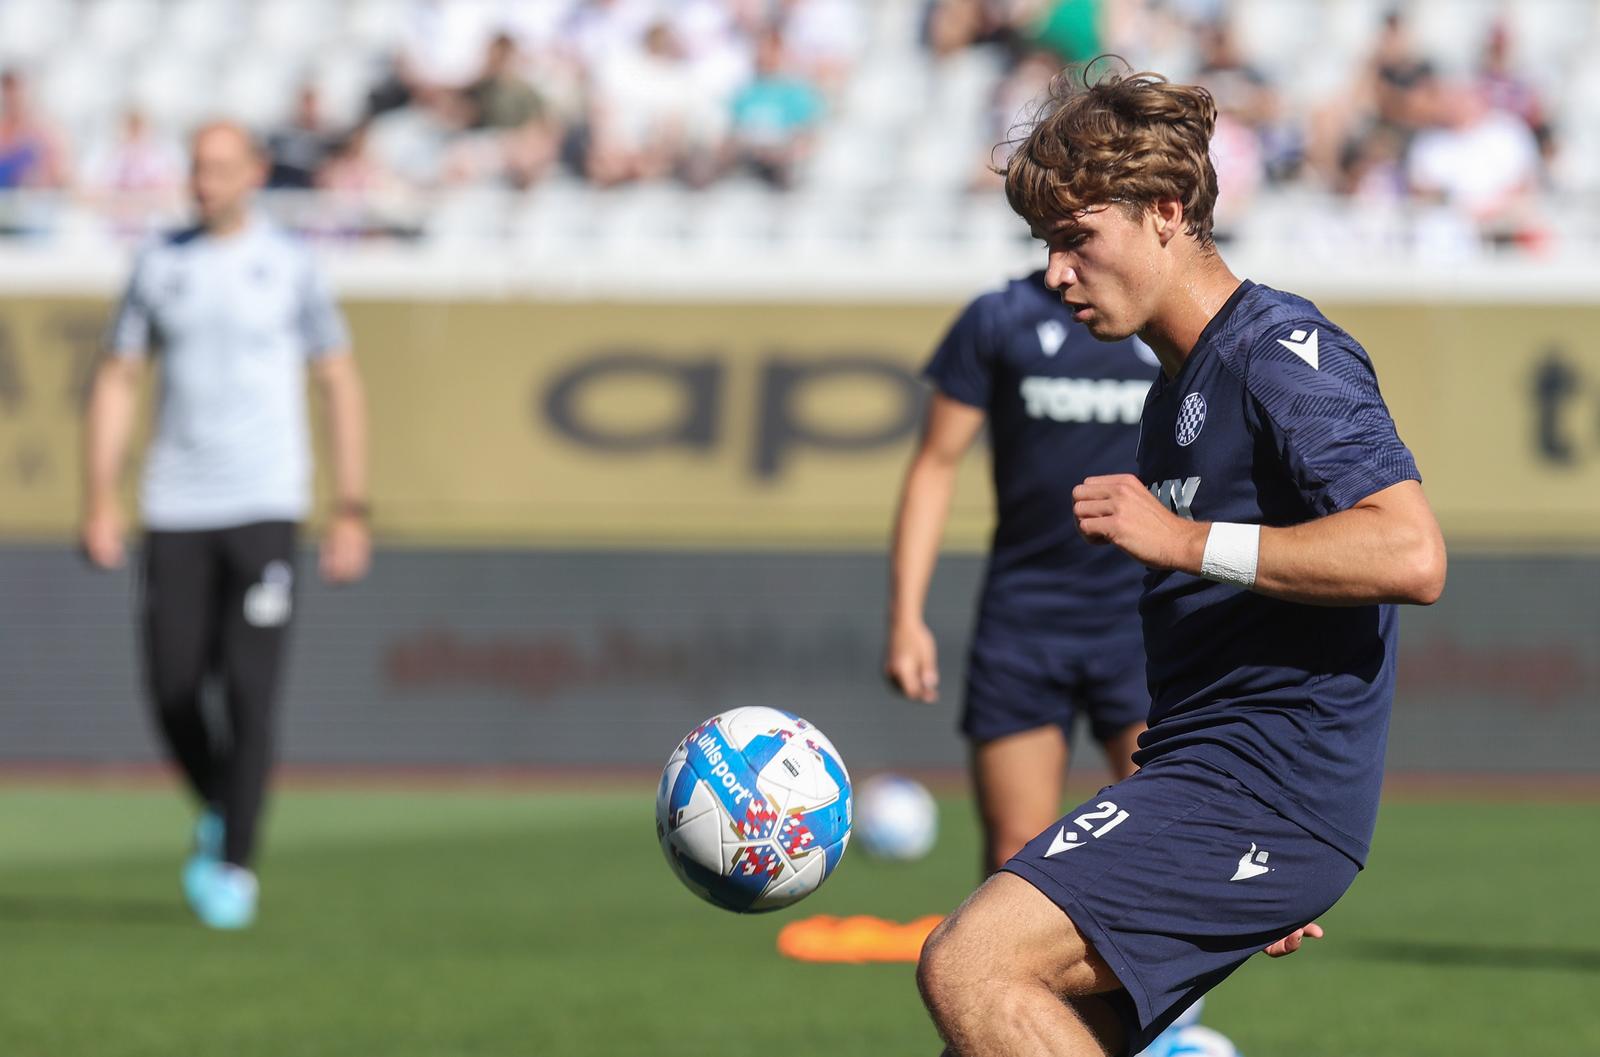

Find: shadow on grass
<box><xmin>0</xmin><ymin>894</ymin><xmax>184</xmax><ymax>926</ymax></box>
<box><xmin>1348</xmin><ymin>938</ymin><xmax>1600</xmax><ymax>973</ymax></box>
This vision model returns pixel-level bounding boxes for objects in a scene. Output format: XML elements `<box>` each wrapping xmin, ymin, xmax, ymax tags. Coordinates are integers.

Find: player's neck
<box><xmin>203</xmin><ymin>206</ymin><xmax>255</xmax><ymax>240</ymax></box>
<box><xmin>1137</xmin><ymin>255</ymin><xmax>1242</xmax><ymax>380</ymax></box>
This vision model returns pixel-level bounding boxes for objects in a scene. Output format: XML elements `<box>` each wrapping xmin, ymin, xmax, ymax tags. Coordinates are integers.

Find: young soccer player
<box><xmin>82</xmin><ymin>122</ymin><xmax>370</xmax><ymax>929</ymax></box>
<box><xmin>916</xmin><ymin>69</ymin><xmax>1446</xmax><ymax>1056</ymax></box>
<box><xmin>885</xmin><ymin>273</ymin><xmax>1157</xmax><ymax>876</ymax></box>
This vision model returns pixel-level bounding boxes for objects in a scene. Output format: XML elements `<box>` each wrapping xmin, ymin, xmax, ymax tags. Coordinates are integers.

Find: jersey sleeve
<box><xmin>105</xmin><ymin>248</ymin><xmax>155</xmax><ymax>358</ymax></box>
<box><xmin>296</xmin><ymin>254</ymin><xmax>351</xmax><ymax>359</ymax></box>
<box><xmin>921</xmin><ymin>295</ymin><xmax>996</xmax><ymax>409</ymax></box>
<box><xmin>1241</xmin><ymin>321</ymin><xmax>1420</xmax><ymax>514</ymax></box>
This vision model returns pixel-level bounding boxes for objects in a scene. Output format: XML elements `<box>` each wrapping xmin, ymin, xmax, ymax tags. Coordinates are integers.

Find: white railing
<box><xmin>2</xmin><ymin>188</ymin><xmax>1598</xmax><ymax>302</ymax></box>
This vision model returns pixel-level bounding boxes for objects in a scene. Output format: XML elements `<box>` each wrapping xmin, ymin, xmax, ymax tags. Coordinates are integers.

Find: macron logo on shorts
<box><xmin>1230</xmin><ymin>842</ymin><xmax>1271</xmax><ymax>881</ymax></box>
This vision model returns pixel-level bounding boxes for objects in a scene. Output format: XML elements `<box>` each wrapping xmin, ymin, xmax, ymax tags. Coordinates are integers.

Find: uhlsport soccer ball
<box><xmin>656</xmin><ymin>707</ymin><xmax>851</xmax><ymax>912</ymax></box>
<box><xmin>855</xmin><ymin>773</ymin><xmax>937</xmax><ymax>861</ymax></box>
<box><xmin>1140</xmin><ymin>1025</ymin><xmax>1238</xmax><ymax>1057</ymax></box>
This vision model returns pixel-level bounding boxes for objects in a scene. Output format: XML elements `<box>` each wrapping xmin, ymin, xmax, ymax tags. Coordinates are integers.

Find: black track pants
<box><xmin>140</xmin><ymin>521</ymin><xmax>297</xmax><ymax>868</ymax></box>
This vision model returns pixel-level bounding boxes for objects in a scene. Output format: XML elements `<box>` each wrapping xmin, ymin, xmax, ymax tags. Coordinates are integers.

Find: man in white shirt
<box><xmin>82</xmin><ymin>121</ymin><xmax>370</xmax><ymax>929</ymax></box>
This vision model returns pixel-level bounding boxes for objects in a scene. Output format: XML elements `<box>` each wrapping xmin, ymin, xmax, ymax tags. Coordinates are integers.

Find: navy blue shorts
<box><xmin>961</xmin><ymin>632</ymin><xmax>1147</xmax><ymax>745</ymax></box>
<box><xmin>1003</xmin><ymin>755</ymin><xmax>1361</xmax><ymax>1055</ymax></box>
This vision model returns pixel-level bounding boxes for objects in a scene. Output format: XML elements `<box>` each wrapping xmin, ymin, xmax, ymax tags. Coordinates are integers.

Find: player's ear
<box><xmin>1152</xmin><ymin>198</ymin><xmax>1184</xmax><ymax>246</ymax></box>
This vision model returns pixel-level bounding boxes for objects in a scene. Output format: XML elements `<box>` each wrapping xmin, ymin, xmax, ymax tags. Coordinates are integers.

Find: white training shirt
<box><xmin>107</xmin><ymin>216</ymin><xmax>350</xmax><ymax>531</ymax></box>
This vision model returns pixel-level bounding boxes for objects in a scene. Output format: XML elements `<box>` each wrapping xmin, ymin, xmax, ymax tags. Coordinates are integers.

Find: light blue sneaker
<box><xmin>182</xmin><ymin>809</ymin><xmax>225</xmax><ymax>907</ymax></box>
<box><xmin>187</xmin><ymin>863</ymin><xmax>258</xmax><ymax>930</ymax></box>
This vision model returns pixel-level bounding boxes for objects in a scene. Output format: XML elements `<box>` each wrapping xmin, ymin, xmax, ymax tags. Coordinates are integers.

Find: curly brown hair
<box><xmin>1000</xmin><ymin>62</ymin><xmax>1220</xmax><ymax>247</ymax></box>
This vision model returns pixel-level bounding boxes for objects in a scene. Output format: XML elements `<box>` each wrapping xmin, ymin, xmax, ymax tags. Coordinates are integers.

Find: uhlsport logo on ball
<box><xmin>656</xmin><ymin>707</ymin><xmax>851</xmax><ymax>912</ymax></box>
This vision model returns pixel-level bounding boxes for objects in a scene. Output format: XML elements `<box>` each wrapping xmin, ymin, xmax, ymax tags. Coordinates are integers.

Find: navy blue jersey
<box><xmin>925</xmin><ymin>271</ymin><xmax>1159</xmax><ymax>641</ymax></box>
<box><xmin>1135</xmin><ymin>280</ymin><xmax>1421</xmax><ymax>864</ymax></box>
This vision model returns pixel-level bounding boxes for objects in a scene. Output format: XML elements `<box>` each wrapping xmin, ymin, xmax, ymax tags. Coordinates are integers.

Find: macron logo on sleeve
<box><xmin>1276</xmin><ymin>328</ymin><xmax>1319</xmax><ymax>370</ymax></box>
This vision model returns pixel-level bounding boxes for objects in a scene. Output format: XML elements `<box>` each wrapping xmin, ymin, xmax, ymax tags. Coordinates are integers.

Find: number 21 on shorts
<box><xmin>1075</xmin><ymin>801</ymin><xmax>1130</xmax><ymax>839</ymax></box>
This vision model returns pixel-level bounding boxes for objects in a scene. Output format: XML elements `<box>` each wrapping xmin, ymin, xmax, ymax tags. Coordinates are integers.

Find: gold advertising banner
<box><xmin>1</xmin><ymin>296</ymin><xmax>1598</xmax><ymax>550</ymax></box>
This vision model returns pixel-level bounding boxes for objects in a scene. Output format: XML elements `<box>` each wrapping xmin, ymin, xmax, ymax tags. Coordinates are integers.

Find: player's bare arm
<box><xmin>80</xmin><ymin>354</ymin><xmax>146</xmax><ymax>569</ymax></box>
<box><xmin>885</xmin><ymin>393</ymin><xmax>985</xmax><ymax>702</ymax></box>
<box><xmin>1073</xmin><ymin>475</ymin><xmax>1445</xmax><ymax>606</ymax></box>
<box><xmin>312</xmin><ymin>350</ymin><xmax>371</xmax><ymax>584</ymax></box>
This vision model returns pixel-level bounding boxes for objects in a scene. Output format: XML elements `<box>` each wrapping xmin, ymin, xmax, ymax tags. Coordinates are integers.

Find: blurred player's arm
<box><xmin>885</xmin><ymin>393</ymin><xmax>986</xmax><ymax>702</ymax></box>
<box><xmin>80</xmin><ymin>353</ymin><xmax>146</xmax><ymax>569</ymax></box>
<box><xmin>1072</xmin><ymin>476</ymin><xmax>1446</xmax><ymax>606</ymax></box>
<box><xmin>311</xmin><ymin>351</ymin><xmax>371</xmax><ymax>584</ymax></box>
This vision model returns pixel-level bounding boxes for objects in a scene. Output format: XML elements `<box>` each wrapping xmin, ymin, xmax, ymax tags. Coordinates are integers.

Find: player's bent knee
<box><xmin>915</xmin><ymin>915</ymin><xmax>962</xmax><ymax>1016</ymax></box>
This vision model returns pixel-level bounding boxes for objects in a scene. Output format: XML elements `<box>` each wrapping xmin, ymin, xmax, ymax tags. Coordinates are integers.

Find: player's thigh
<box><xmin>922</xmin><ymin>871</ymin><xmax>1123</xmax><ymax>999</ymax></box>
<box><xmin>970</xmin><ymin>724</ymin><xmax>1069</xmax><ymax>850</ymax></box>
<box><xmin>140</xmin><ymin>530</ymin><xmax>221</xmax><ymax>697</ymax></box>
<box><xmin>1004</xmin><ymin>757</ymin><xmax>1361</xmax><ymax>1052</ymax></box>
<box><xmin>218</xmin><ymin>522</ymin><xmax>299</xmax><ymax>694</ymax></box>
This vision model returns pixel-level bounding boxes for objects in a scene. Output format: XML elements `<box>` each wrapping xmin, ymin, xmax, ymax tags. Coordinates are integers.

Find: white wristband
<box><xmin>1200</xmin><ymin>522</ymin><xmax>1260</xmax><ymax>588</ymax></box>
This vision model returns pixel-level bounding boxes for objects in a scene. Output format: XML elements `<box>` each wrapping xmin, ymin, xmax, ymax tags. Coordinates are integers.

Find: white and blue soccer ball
<box><xmin>855</xmin><ymin>773</ymin><xmax>938</xmax><ymax>861</ymax></box>
<box><xmin>1139</xmin><ymin>1002</ymin><xmax>1234</xmax><ymax>1057</ymax></box>
<box><xmin>1142</xmin><ymin>1025</ymin><xmax>1238</xmax><ymax>1057</ymax></box>
<box><xmin>656</xmin><ymin>707</ymin><xmax>852</xmax><ymax>913</ymax></box>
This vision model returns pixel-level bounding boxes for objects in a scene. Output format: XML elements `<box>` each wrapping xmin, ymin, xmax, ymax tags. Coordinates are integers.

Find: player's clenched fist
<box><xmin>1072</xmin><ymin>474</ymin><xmax>1206</xmax><ymax>571</ymax></box>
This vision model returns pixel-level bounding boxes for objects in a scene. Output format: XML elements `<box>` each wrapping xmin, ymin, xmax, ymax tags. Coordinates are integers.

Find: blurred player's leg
<box><xmin>140</xmin><ymin>529</ymin><xmax>223</xmax><ymax>807</ymax></box>
<box><xmin>216</xmin><ymin>521</ymin><xmax>298</xmax><ymax>869</ymax></box>
<box><xmin>1099</xmin><ymin>723</ymin><xmax>1144</xmax><ymax>781</ymax></box>
<box><xmin>970</xmin><ymin>724</ymin><xmax>1069</xmax><ymax>874</ymax></box>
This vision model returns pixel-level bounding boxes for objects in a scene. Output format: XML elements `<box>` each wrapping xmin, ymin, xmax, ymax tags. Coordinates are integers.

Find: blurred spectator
<box><xmin>1208</xmin><ymin>108</ymin><xmax>1264</xmax><ymax>237</ymax></box>
<box><xmin>0</xmin><ymin>0</ymin><xmax>1586</xmax><ymax>254</ymax></box>
<box><xmin>317</xmin><ymin>123</ymin><xmax>394</xmax><ymax>196</ymax></box>
<box><xmin>366</xmin><ymin>85</ymin><xmax>480</xmax><ymax>188</ymax></box>
<box><xmin>399</xmin><ymin>0</ymin><xmax>507</xmax><ymax>89</ymax></box>
<box><xmin>585</xmin><ymin>21</ymin><xmax>726</xmax><ymax>187</ymax></box>
<box><xmin>314</xmin><ymin>121</ymin><xmax>422</xmax><ymax>240</ymax></box>
<box><xmin>77</xmin><ymin>108</ymin><xmax>184</xmax><ymax>197</ymax></box>
<box><xmin>1338</xmin><ymin>122</ymin><xmax>1408</xmax><ymax>202</ymax></box>
<box><xmin>1194</xmin><ymin>20</ymin><xmax>1299</xmax><ymax>184</ymax></box>
<box><xmin>1406</xmin><ymin>81</ymin><xmax>1542</xmax><ymax>235</ymax></box>
<box><xmin>565</xmin><ymin>0</ymin><xmax>655</xmax><ymax>74</ymax></box>
<box><xmin>1308</xmin><ymin>7</ymin><xmax>1425</xmax><ymax>185</ymax></box>
<box><xmin>991</xmin><ymin>49</ymin><xmax>1060</xmax><ymax>146</ymax></box>
<box><xmin>777</xmin><ymin>0</ymin><xmax>863</xmax><ymax>93</ymax></box>
<box><xmin>672</xmin><ymin>0</ymin><xmax>758</xmax><ymax>108</ymax></box>
<box><xmin>267</xmin><ymin>85</ymin><xmax>338</xmax><ymax>190</ymax></box>
<box><xmin>729</xmin><ymin>30</ymin><xmax>824</xmax><ymax>188</ymax></box>
<box><xmin>467</xmin><ymin>33</ymin><xmax>549</xmax><ymax>131</ymax></box>
<box><xmin>925</xmin><ymin>0</ymin><xmax>1013</xmax><ymax>58</ymax></box>
<box><xmin>1474</xmin><ymin>20</ymin><xmax>1554</xmax><ymax>170</ymax></box>
<box><xmin>0</xmin><ymin>69</ymin><xmax>67</xmax><ymax>189</ymax></box>
<box><xmin>464</xmin><ymin>33</ymin><xmax>565</xmax><ymax>189</ymax></box>
<box><xmin>1024</xmin><ymin>0</ymin><xmax>1103</xmax><ymax>66</ymax></box>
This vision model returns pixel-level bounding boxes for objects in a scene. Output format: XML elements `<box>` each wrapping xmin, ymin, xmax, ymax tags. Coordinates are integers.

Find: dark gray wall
<box><xmin>0</xmin><ymin>547</ymin><xmax>1594</xmax><ymax>771</ymax></box>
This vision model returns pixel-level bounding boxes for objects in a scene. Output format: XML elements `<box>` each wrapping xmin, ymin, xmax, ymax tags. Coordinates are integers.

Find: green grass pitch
<box><xmin>0</xmin><ymin>783</ymin><xmax>1594</xmax><ymax>1056</ymax></box>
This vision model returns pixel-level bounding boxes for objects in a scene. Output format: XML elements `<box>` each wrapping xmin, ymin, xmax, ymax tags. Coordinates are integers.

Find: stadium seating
<box><xmin>0</xmin><ymin>0</ymin><xmax>1596</xmax><ymax>280</ymax></box>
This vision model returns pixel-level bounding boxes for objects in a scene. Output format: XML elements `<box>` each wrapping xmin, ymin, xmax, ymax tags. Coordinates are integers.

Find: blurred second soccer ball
<box><xmin>855</xmin><ymin>774</ymin><xmax>938</xmax><ymax>861</ymax></box>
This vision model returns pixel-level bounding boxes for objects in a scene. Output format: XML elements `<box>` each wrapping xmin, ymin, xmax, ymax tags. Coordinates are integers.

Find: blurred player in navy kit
<box><xmin>885</xmin><ymin>271</ymin><xmax>1158</xmax><ymax>876</ymax></box>
<box><xmin>81</xmin><ymin>121</ymin><xmax>370</xmax><ymax>929</ymax></box>
<box><xmin>916</xmin><ymin>68</ymin><xmax>1446</xmax><ymax>1057</ymax></box>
